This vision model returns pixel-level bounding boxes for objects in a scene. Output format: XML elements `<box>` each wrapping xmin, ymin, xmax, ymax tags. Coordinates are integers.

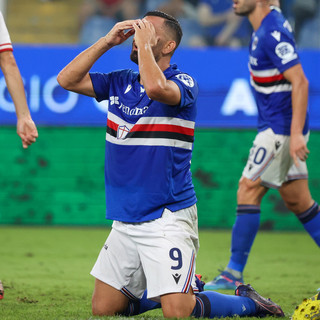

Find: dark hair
<box><xmin>143</xmin><ymin>10</ymin><xmax>183</xmax><ymax>48</ymax></box>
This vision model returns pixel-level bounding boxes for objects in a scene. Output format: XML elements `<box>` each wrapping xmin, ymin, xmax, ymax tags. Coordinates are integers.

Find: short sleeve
<box><xmin>89</xmin><ymin>72</ymin><xmax>112</xmax><ymax>102</ymax></box>
<box><xmin>263</xmin><ymin>30</ymin><xmax>300</xmax><ymax>73</ymax></box>
<box><xmin>0</xmin><ymin>11</ymin><xmax>13</xmax><ymax>52</ymax></box>
<box><xmin>170</xmin><ymin>73</ymin><xmax>199</xmax><ymax>108</ymax></box>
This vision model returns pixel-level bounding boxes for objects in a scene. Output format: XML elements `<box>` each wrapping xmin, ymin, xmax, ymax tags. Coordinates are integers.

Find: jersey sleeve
<box><xmin>263</xmin><ymin>29</ymin><xmax>300</xmax><ymax>73</ymax></box>
<box><xmin>170</xmin><ymin>73</ymin><xmax>199</xmax><ymax>108</ymax></box>
<box><xmin>89</xmin><ymin>72</ymin><xmax>112</xmax><ymax>102</ymax></box>
<box><xmin>0</xmin><ymin>11</ymin><xmax>13</xmax><ymax>52</ymax></box>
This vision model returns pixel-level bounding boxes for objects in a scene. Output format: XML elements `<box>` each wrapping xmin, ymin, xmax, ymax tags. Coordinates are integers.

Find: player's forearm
<box><xmin>290</xmin><ymin>79</ymin><xmax>309</xmax><ymax>135</ymax></box>
<box><xmin>4</xmin><ymin>66</ymin><xmax>30</xmax><ymax>119</ymax></box>
<box><xmin>0</xmin><ymin>52</ymin><xmax>30</xmax><ymax>118</ymax></box>
<box><xmin>57</xmin><ymin>37</ymin><xmax>112</xmax><ymax>90</ymax></box>
<box><xmin>138</xmin><ymin>44</ymin><xmax>168</xmax><ymax>100</ymax></box>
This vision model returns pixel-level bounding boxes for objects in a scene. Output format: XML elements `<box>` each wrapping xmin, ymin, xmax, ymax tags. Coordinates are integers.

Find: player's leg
<box><xmin>121</xmin><ymin>205</ymin><xmax>283</xmax><ymax>318</ymax></box>
<box><xmin>227</xmin><ymin>128</ymin><xmax>287</xmax><ymax>280</ymax></box>
<box><xmin>279</xmin><ymin>178</ymin><xmax>320</xmax><ymax>246</ymax></box>
<box><xmin>136</xmin><ymin>205</ymin><xmax>261</xmax><ymax>318</ymax></box>
<box><xmin>90</xmin><ymin>223</ymin><xmax>158</xmax><ymax>316</ymax></box>
<box><xmin>160</xmin><ymin>284</ymin><xmax>283</xmax><ymax>318</ymax></box>
<box><xmin>92</xmin><ymin>275</ymin><xmax>161</xmax><ymax>316</ymax></box>
<box><xmin>192</xmin><ymin>285</ymin><xmax>284</xmax><ymax>318</ymax></box>
<box><xmin>161</xmin><ymin>290</ymin><xmax>196</xmax><ymax>318</ymax></box>
<box><xmin>125</xmin><ymin>282</ymin><xmax>281</xmax><ymax>318</ymax></box>
<box><xmin>227</xmin><ymin>176</ymin><xmax>267</xmax><ymax>271</ymax></box>
<box><xmin>205</xmin><ymin>130</ymin><xmax>283</xmax><ymax>290</ymax></box>
<box><xmin>92</xmin><ymin>278</ymin><xmax>129</xmax><ymax>315</ymax></box>
<box><xmin>160</xmin><ymin>288</ymin><xmax>259</xmax><ymax>318</ymax></box>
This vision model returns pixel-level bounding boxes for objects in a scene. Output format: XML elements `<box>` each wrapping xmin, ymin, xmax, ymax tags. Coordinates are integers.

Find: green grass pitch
<box><xmin>0</xmin><ymin>226</ymin><xmax>319</xmax><ymax>319</ymax></box>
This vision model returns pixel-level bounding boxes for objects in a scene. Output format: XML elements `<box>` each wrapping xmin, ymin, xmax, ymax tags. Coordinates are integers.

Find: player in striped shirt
<box><xmin>205</xmin><ymin>0</ymin><xmax>320</xmax><ymax>291</ymax></box>
<box><xmin>0</xmin><ymin>11</ymin><xmax>38</xmax><ymax>148</ymax></box>
<box><xmin>58</xmin><ymin>9</ymin><xmax>284</xmax><ymax>318</ymax></box>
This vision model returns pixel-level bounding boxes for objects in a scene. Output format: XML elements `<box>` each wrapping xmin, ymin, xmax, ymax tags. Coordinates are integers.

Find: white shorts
<box><xmin>242</xmin><ymin>128</ymin><xmax>309</xmax><ymax>188</ymax></box>
<box><xmin>90</xmin><ymin>204</ymin><xmax>199</xmax><ymax>301</ymax></box>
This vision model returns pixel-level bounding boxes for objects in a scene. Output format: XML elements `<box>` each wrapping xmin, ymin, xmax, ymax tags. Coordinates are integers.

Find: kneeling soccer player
<box><xmin>57</xmin><ymin>10</ymin><xmax>284</xmax><ymax>318</ymax></box>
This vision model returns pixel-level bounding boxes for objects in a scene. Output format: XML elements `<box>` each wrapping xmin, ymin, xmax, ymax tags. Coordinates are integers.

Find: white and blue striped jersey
<box><xmin>249</xmin><ymin>7</ymin><xmax>309</xmax><ymax>135</ymax></box>
<box><xmin>90</xmin><ymin>64</ymin><xmax>198</xmax><ymax>223</ymax></box>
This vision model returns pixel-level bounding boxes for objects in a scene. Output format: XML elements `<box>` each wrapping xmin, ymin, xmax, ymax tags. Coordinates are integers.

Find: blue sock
<box><xmin>227</xmin><ymin>205</ymin><xmax>260</xmax><ymax>273</ymax></box>
<box><xmin>298</xmin><ymin>202</ymin><xmax>320</xmax><ymax>246</ymax></box>
<box><xmin>123</xmin><ymin>290</ymin><xmax>161</xmax><ymax>316</ymax></box>
<box><xmin>192</xmin><ymin>291</ymin><xmax>256</xmax><ymax>318</ymax></box>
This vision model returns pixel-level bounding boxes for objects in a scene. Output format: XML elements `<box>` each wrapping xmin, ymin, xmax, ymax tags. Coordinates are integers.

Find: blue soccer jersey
<box><xmin>248</xmin><ymin>7</ymin><xmax>309</xmax><ymax>135</ymax></box>
<box><xmin>90</xmin><ymin>64</ymin><xmax>198</xmax><ymax>223</ymax></box>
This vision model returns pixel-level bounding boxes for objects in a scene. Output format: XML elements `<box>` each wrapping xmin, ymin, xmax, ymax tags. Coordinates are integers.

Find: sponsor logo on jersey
<box><xmin>275</xmin><ymin>42</ymin><xmax>297</xmax><ymax>64</ymax></box>
<box><xmin>172</xmin><ymin>273</ymin><xmax>181</xmax><ymax>284</ymax></box>
<box><xmin>249</xmin><ymin>55</ymin><xmax>258</xmax><ymax>66</ymax></box>
<box><xmin>252</xmin><ymin>36</ymin><xmax>259</xmax><ymax>51</ymax></box>
<box><xmin>175</xmin><ymin>74</ymin><xmax>194</xmax><ymax>87</ymax></box>
<box><xmin>271</xmin><ymin>30</ymin><xmax>281</xmax><ymax>42</ymax></box>
<box><xmin>124</xmin><ymin>84</ymin><xmax>132</xmax><ymax>94</ymax></box>
<box><xmin>110</xmin><ymin>96</ymin><xmax>149</xmax><ymax>116</ymax></box>
<box><xmin>110</xmin><ymin>95</ymin><xmax>120</xmax><ymax>105</ymax></box>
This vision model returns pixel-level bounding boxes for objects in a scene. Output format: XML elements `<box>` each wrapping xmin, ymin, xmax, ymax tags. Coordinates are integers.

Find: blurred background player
<box><xmin>58</xmin><ymin>10</ymin><xmax>283</xmax><ymax>318</ymax></box>
<box><xmin>78</xmin><ymin>0</ymin><xmax>143</xmax><ymax>45</ymax></box>
<box><xmin>197</xmin><ymin>0</ymin><xmax>251</xmax><ymax>47</ymax></box>
<box><xmin>144</xmin><ymin>0</ymin><xmax>205</xmax><ymax>46</ymax></box>
<box><xmin>0</xmin><ymin>11</ymin><xmax>38</xmax><ymax>148</ymax></box>
<box><xmin>204</xmin><ymin>0</ymin><xmax>320</xmax><ymax>290</ymax></box>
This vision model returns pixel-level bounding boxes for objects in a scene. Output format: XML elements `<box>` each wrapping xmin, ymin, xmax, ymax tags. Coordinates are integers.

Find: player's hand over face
<box><xmin>290</xmin><ymin>133</ymin><xmax>310</xmax><ymax>167</ymax></box>
<box><xmin>104</xmin><ymin>20</ymin><xmax>136</xmax><ymax>47</ymax></box>
<box><xmin>17</xmin><ymin>116</ymin><xmax>38</xmax><ymax>148</ymax></box>
<box><xmin>133</xmin><ymin>19</ymin><xmax>158</xmax><ymax>50</ymax></box>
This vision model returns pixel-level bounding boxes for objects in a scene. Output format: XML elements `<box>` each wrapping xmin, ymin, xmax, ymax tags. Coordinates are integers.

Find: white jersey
<box><xmin>0</xmin><ymin>11</ymin><xmax>13</xmax><ymax>52</ymax></box>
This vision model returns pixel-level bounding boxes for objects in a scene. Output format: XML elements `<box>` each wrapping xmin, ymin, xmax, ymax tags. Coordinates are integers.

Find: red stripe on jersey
<box><xmin>131</xmin><ymin>124</ymin><xmax>194</xmax><ymax>136</ymax></box>
<box><xmin>107</xmin><ymin>119</ymin><xmax>118</xmax><ymax>131</ymax></box>
<box><xmin>251</xmin><ymin>72</ymin><xmax>285</xmax><ymax>83</ymax></box>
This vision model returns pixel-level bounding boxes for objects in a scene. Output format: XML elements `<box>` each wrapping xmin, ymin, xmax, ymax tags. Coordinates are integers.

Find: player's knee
<box><xmin>92</xmin><ymin>297</ymin><xmax>118</xmax><ymax>316</ymax></box>
<box><xmin>283</xmin><ymin>198</ymin><xmax>300</xmax><ymax>214</ymax></box>
<box><xmin>237</xmin><ymin>177</ymin><xmax>263</xmax><ymax>204</ymax></box>
<box><xmin>162</xmin><ymin>305</ymin><xmax>194</xmax><ymax>318</ymax></box>
<box><xmin>161</xmin><ymin>293</ymin><xmax>196</xmax><ymax>318</ymax></box>
<box><xmin>284</xmin><ymin>198</ymin><xmax>314</xmax><ymax>215</ymax></box>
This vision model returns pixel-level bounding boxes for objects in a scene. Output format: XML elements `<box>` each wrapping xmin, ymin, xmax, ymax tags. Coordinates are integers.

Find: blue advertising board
<box><xmin>0</xmin><ymin>45</ymin><xmax>319</xmax><ymax>128</ymax></box>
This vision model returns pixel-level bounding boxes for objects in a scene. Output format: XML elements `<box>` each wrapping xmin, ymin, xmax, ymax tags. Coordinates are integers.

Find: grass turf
<box><xmin>0</xmin><ymin>226</ymin><xmax>319</xmax><ymax>319</ymax></box>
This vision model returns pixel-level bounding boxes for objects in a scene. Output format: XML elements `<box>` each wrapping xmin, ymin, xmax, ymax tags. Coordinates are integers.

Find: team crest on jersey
<box><xmin>117</xmin><ymin>125</ymin><xmax>130</xmax><ymax>139</ymax></box>
<box><xmin>175</xmin><ymin>74</ymin><xmax>194</xmax><ymax>87</ymax></box>
<box><xmin>275</xmin><ymin>42</ymin><xmax>297</xmax><ymax>64</ymax></box>
<box><xmin>252</xmin><ymin>36</ymin><xmax>259</xmax><ymax>51</ymax></box>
